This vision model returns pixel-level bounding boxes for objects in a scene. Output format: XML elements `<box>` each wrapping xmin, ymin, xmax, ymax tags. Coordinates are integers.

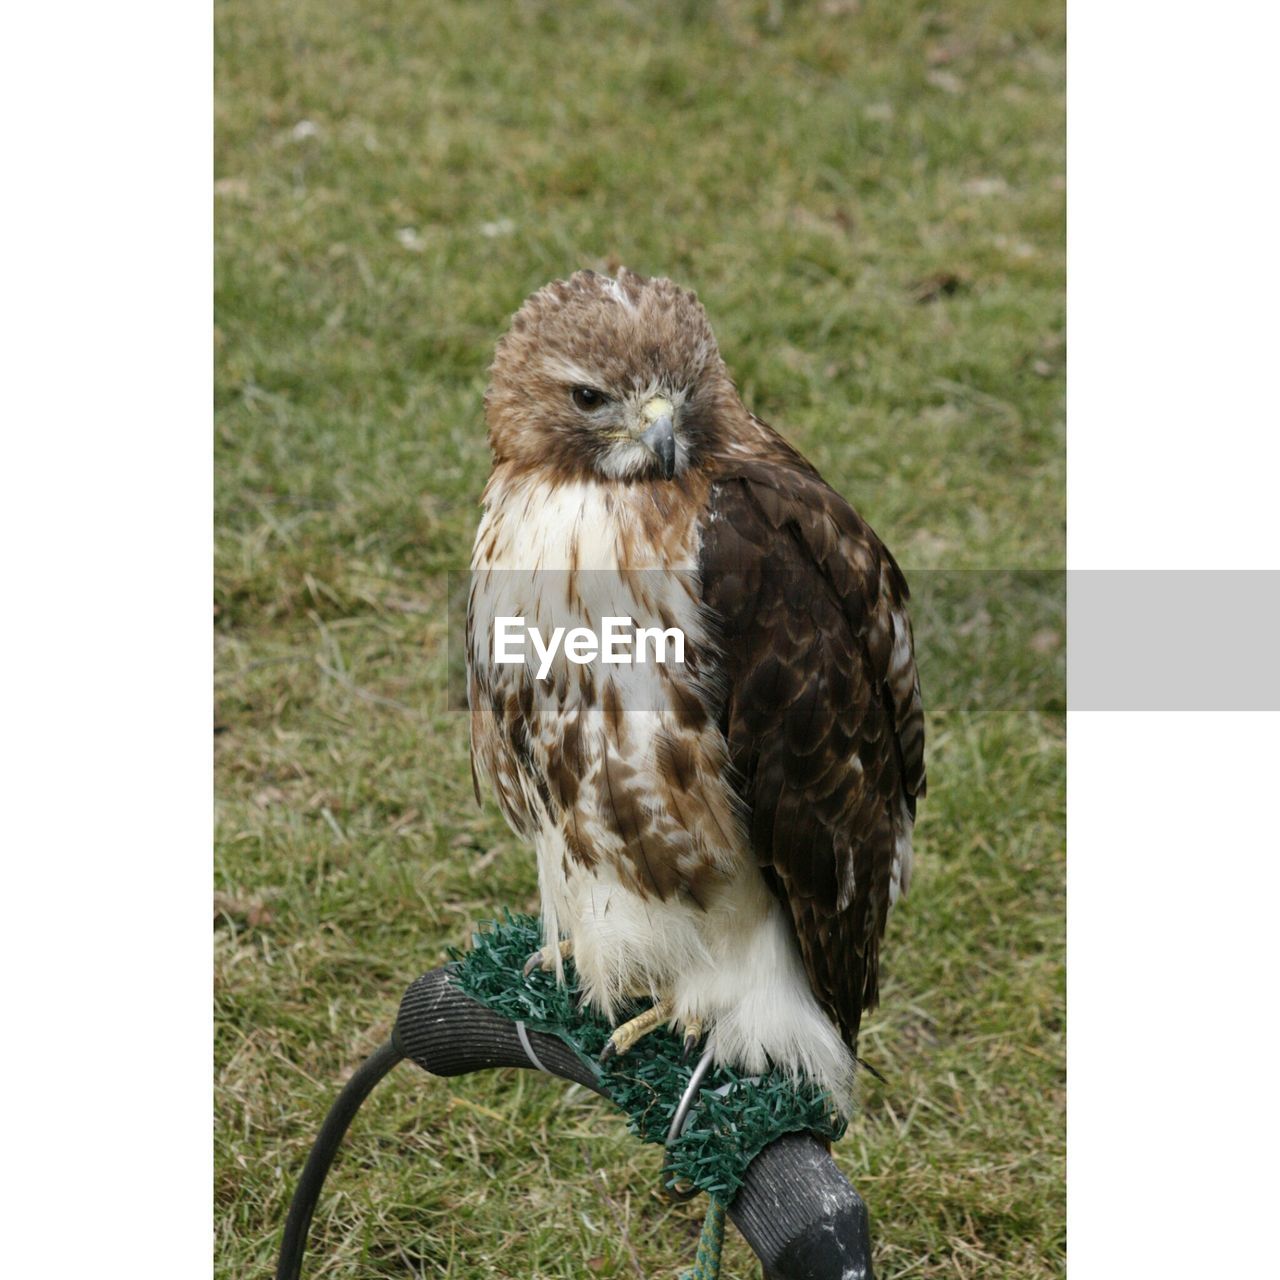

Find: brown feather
<box><xmin>466</xmin><ymin>268</ymin><xmax>925</xmax><ymax>1080</ymax></box>
<box><xmin>698</xmin><ymin>453</ymin><xmax>926</xmax><ymax>1052</ymax></box>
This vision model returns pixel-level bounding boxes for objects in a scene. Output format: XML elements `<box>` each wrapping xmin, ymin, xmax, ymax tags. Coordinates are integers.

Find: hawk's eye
<box><xmin>571</xmin><ymin>385</ymin><xmax>607</xmax><ymax>411</ymax></box>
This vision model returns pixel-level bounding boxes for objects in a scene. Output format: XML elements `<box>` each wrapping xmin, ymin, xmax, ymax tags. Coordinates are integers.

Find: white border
<box><xmin>1068</xmin><ymin>714</ymin><xmax>1278</xmax><ymax>1273</ymax></box>
<box><xmin>1069</xmin><ymin>4</ymin><xmax>1280</xmax><ymax>570</ymax></box>
<box><xmin>2</xmin><ymin>3</ymin><xmax>211</xmax><ymax>1271</ymax></box>
<box><xmin>1070</xmin><ymin>3</ymin><xmax>1280</xmax><ymax>1272</ymax></box>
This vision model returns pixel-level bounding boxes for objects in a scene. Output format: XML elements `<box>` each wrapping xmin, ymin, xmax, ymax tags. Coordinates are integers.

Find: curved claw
<box><xmin>680</xmin><ymin>1017</ymin><xmax>704</xmax><ymax>1063</ymax></box>
<box><xmin>523</xmin><ymin>939</ymin><xmax>573</xmax><ymax>980</ymax></box>
<box><xmin>599</xmin><ymin>997</ymin><xmax>675</xmax><ymax>1064</ymax></box>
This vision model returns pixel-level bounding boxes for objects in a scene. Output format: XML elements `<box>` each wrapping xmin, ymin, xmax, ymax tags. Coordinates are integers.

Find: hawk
<box><xmin>467</xmin><ymin>269</ymin><xmax>925</xmax><ymax>1108</ymax></box>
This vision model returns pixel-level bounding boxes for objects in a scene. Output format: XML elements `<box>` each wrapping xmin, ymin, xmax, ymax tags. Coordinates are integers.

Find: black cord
<box><xmin>276</xmin><ymin>972</ymin><xmax>875</xmax><ymax>1279</ymax></box>
<box><xmin>275</xmin><ymin>1037</ymin><xmax>405</xmax><ymax>1280</ymax></box>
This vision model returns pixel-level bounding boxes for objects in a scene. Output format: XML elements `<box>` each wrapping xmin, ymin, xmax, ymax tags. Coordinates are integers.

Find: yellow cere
<box><xmin>640</xmin><ymin>396</ymin><xmax>674</xmax><ymax>423</ymax></box>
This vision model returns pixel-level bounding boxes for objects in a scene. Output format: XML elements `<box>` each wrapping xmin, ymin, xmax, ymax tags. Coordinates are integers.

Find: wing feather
<box><xmin>699</xmin><ymin>455</ymin><xmax>926</xmax><ymax>1050</ymax></box>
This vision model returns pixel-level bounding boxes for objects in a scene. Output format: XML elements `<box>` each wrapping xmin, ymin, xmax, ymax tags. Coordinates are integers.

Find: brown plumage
<box><xmin>700</xmin><ymin>457</ymin><xmax>926</xmax><ymax>1047</ymax></box>
<box><xmin>467</xmin><ymin>268</ymin><xmax>924</xmax><ymax>1106</ymax></box>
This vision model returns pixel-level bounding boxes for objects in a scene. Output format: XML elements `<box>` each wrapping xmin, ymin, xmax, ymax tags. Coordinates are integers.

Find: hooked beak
<box><xmin>637</xmin><ymin>397</ymin><xmax>677</xmax><ymax>480</ymax></box>
<box><xmin>639</xmin><ymin>415</ymin><xmax>676</xmax><ymax>480</ymax></box>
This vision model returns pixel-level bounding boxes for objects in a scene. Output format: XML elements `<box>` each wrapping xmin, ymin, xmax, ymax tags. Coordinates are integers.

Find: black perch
<box><xmin>277</xmin><ymin>966</ymin><xmax>875</xmax><ymax>1280</ymax></box>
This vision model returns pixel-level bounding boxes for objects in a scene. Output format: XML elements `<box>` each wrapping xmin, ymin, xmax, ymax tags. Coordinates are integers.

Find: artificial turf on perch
<box><xmin>450</xmin><ymin>914</ymin><xmax>846</xmax><ymax>1205</ymax></box>
<box><xmin>279</xmin><ymin>917</ymin><xmax>869</xmax><ymax>1280</ymax></box>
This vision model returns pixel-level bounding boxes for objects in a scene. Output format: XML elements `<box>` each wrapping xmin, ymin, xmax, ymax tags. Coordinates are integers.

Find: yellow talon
<box><xmin>600</xmin><ymin>997</ymin><xmax>675</xmax><ymax>1061</ymax></box>
<box><xmin>681</xmin><ymin>1017</ymin><xmax>703</xmax><ymax>1061</ymax></box>
<box><xmin>522</xmin><ymin>938</ymin><xmax>573</xmax><ymax>978</ymax></box>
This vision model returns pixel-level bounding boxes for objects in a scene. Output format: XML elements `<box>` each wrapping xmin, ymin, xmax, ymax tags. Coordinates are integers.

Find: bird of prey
<box><xmin>466</xmin><ymin>269</ymin><xmax>925</xmax><ymax>1108</ymax></box>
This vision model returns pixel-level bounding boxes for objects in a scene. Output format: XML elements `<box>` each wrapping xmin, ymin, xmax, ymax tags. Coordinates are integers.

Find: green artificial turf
<box><xmin>449</xmin><ymin>913</ymin><xmax>846</xmax><ymax>1203</ymax></box>
<box><xmin>215</xmin><ymin>2</ymin><xmax>1064</xmax><ymax>1275</ymax></box>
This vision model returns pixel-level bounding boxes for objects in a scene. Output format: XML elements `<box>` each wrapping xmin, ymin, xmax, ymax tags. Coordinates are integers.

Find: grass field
<box><xmin>215</xmin><ymin>1</ymin><xmax>1065</xmax><ymax>1275</ymax></box>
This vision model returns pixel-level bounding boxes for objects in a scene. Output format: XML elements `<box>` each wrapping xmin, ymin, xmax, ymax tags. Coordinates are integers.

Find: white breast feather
<box><xmin>468</xmin><ymin>474</ymin><xmax>858</xmax><ymax>1110</ymax></box>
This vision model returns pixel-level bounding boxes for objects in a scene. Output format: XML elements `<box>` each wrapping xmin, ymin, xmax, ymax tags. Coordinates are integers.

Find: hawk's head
<box><xmin>485</xmin><ymin>269</ymin><xmax>738</xmax><ymax>483</ymax></box>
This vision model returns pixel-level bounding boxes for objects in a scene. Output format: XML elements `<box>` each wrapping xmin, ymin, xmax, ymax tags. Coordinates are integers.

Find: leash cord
<box><xmin>274</xmin><ymin>1037</ymin><xmax>404</xmax><ymax>1280</ymax></box>
<box><xmin>680</xmin><ymin>1196</ymin><xmax>727</xmax><ymax>1280</ymax></box>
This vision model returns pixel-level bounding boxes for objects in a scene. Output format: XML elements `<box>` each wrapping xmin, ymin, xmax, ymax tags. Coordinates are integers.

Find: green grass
<box><xmin>215</xmin><ymin>1</ymin><xmax>1064</xmax><ymax>1275</ymax></box>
